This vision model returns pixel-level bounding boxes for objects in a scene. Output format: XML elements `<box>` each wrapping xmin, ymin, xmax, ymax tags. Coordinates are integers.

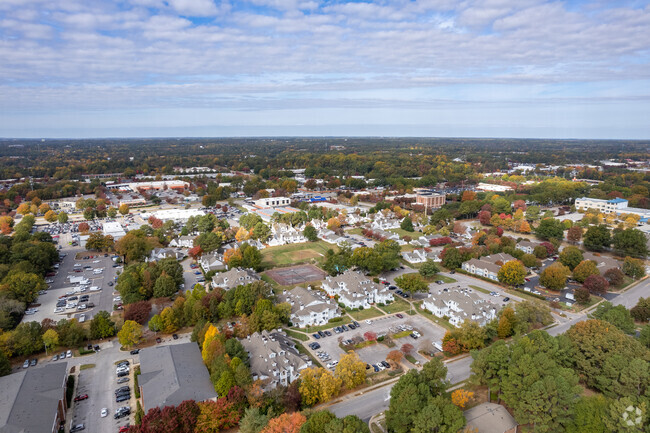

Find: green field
<box><xmin>261</xmin><ymin>241</ymin><xmax>335</xmax><ymax>267</ymax></box>
<box><xmin>347</xmin><ymin>306</ymin><xmax>385</xmax><ymax>321</ymax></box>
<box><xmin>380</xmin><ymin>298</ymin><xmax>411</xmax><ymax>314</ymax></box>
<box><xmin>346</xmin><ymin>228</ymin><xmax>364</xmax><ymax>236</ymax></box>
<box><xmin>389</xmin><ymin>228</ymin><xmax>419</xmax><ymax>239</ymax></box>
<box><xmin>284</xmin><ymin>329</ymin><xmax>310</xmax><ymax>341</ymax></box>
<box><xmin>469</xmin><ymin>285</ymin><xmax>491</xmax><ymax>295</ymax></box>
<box><xmin>435</xmin><ymin>274</ymin><xmax>457</xmax><ymax>284</ymax></box>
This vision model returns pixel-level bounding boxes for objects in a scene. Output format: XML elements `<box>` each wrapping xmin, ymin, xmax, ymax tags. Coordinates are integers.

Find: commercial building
<box><xmin>574</xmin><ymin>197</ymin><xmax>650</xmax><ymax>222</ymax></box>
<box><xmin>254</xmin><ymin>197</ymin><xmax>291</xmax><ymax>207</ymax></box>
<box><xmin>138</xmin><ymin>342</ymin><xmax>218</xmax><ymax>410</ymax></box>
<box><xmin>0</xmin><ymin>363</ymin><xmax>68</xmax><ymax>433</ymax></box>
<box><xmin>416</xmin><ymin>191</ymin><xmax>446</xmax><ymax>209</ymax></box>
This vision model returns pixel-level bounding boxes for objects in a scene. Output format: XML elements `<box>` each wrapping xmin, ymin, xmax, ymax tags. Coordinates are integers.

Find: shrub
<box><xmin>66</xmin><ymin>375</ymin><xmax>75</xmax><ymax>407</ymax></box>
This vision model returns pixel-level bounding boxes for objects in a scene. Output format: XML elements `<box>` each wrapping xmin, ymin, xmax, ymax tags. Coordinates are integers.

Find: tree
<box><xmin>623</xmin><ymin>257</ymin><xmax>645</xmax><ymax>279</ymax></box>
<box><xmin>400</xmin><ymin>216</ymin><xmax>414</xmax><ymax>232</ymax></box>
<box><xmin>612</xmin><ymin>228</ymin><xmax>649</xmax><ymax>258</ymax></box>
<box><xmin>533</xmin><ymin>245</ymin><xmax>549</xmax><ymax>259</ymax></box>
<box><xmin>583</xmin><ymin>274</ymin><xmax>609</xmax><ymax>295</ymax></box>
<box><xmin>44</xmin><ymin>210</ymin><xmax>57</xmax><ymax>222</ymax></box>
<box><xmin>451</xmin><ymin>389</ymin><xmax>474</xmax><ymax>409</ymax></box>
<box><xmin>497</xmin><ymin>306</ymin><xmax>516</xmax><ymax>339</ymax></box>
<box><xmin>153</xmin><ymin>273</ymin><xmax>177</xmax><ymax>298</ymax></box>
<box><xmin>1</xmin><ymin>271</ymin><xmax>46</xmax><ymax>303</ymax></box>
<box><xmin>299</xmin><ymin>367</ymin><xmax>341</xmax><ymax>406</ymax></box>
<box><xmin>239</xmin><ymin>407</ymin><xmax>269</xmax><ymax>433</ymax></box>
<box><xmin>118</xmin><ymin>204</ymin><xmax>130</xmax><ymax>215</ymax></box>
<box><xmin>520</xmin><ymin>253</ymin><xmax>539</xmax><ymax>268</ymax></box>
<box><xmin>107</xmin><ymin>207</ymin><xmax>117</xmax><ymax>218</ymax></box>
<box><xmin>565</xmin><ymin>395</ymin><xmax>609</xmax><ymax>433</ymax></box>
<box><xmin>497</xmin><ymin>260</ymin><xmax>526</xmax><ymax>286</ymax></box>
<box><xmin>124</xmin><ymin>301</ymin><xmax>153</xmax><ymax>325</ymax></box>
<box><xmin>604</xmin><ymin>268</ymin><xmax>624</xmax><ymax>287</ymax></box>
<box><xmin>419</xmin><ymin>260</ymin><xmax>440</xmax><ymax>278</ymax></box>
<box><xmin>364</xmin><ymin>331</ymin><xmax>377</xmax><ymax>341</ymax></box>
<box><xmin>90</xmin><ymin>310</ymin><xmax>116</xmax><ymax>339</ymax></box>
<box><xmin>42</xmin><ymin>328</ymin><xmax>59</xmax><ymax>352</ymax></box>
<box><xmin>583</xmin><ymin>225</ymin><xmax>611</xmax><ymax>252</ymax></box>
<box><xmin>115</xmin><ymin>232</ymin><xmax>156</xmax><ymax>263</ymax></box>
<box><xmin>440</xmin><ymin>247</ymin><xmax>464</xmax><ymax>269</ymax></box>
<box><xmin>470</xmin><ymin>340</ymin><xmax>510</xmax><ymax>401</ymax></box>
<box><xmin>574</xmin><ymin>287</ymin><xmax>591</xmax><ymax>305</ymax></box>
<box><xmin>572</xmin><ymin>260</ymin><xmax>599</xmax><ymax>283</ymax></box>
<box><xmin>303</xmin><ymin>225</ymin><xmax>318</xmax><ymax>242</ymax></box>
<box><xmin>640</xmin><ymin>325</ymin><xmax>650</xmax><ymax>348</ymax></box>
<box><xmin>631</xmin><ymin>297</ymin><xmax>650</xmax><ymax>322</ymax></box>
<box><xmin>567</xmin><ymin>226</ymin><xmax>582</xmax><ymax>244</ymax></box>
<box><xmin>0</xmin><ymin>350</ymin><xmax>10</xmax><ymax>377</ymax></box>
<box><xmin>395</xmin><ymin>273</ymin><xmax>428</xmax><ymax>303</ymax></box>
<box><xmin>535</xmin><ymin>218</ymin><xmax>564</xmax><ymax>240</ymax></box>
<box><xmin>411</xmin><ymin>396</ymin><xmax>466</xmax><ymax>433</ymax></box>
<box><xmin>539</xmin><ymin>262</ymin><xmax>570</xmax><ymax>290</ymax></box>
<box><xmin>261</xmin><ymin>412</ymin><xmax>306</xmax><ymax>433</ymax></box>
<box><xmin>387</xmin><ymin>350</ymin><xmax>403</xmax><ymax>366</ymax></box>
<box><xmin>478</xmin><ymin>211</ymin><xmax>491</xmax><ymax>226</ymax></box>
<box><xmin>235</xmin><ymin>227</ymin><xmax>250</xmax><ymax>242</ymax></box>
<box><xmin>57</xmin><ymin>211</ymin><xmax>68</xmax><ymax>223</ymax></box>
<box><xmin>117</xmin><ymin>320</ymin><xmax>142</xmax><ymax>348</ymax></box>
<box><xmin>591</xmin><ymin>302</ymin><xmax>636</xmax><ymax>334</ymax></box>
<box><xmin>327</xmin><ymin>217</ymin><xmax>340</xmax><ymax>231</ymax></box>
<box><xmin>335</xmin><ymin>351</ymin><xmax>366</xmax><ymax>390</ymax></box>
<box><xmin>83</xmin><ymin>208</ymin><xmax>95</xmax><ymax>220</ymax></box>
<box><xmin>603</xmin><ymin>397</ymin><xmax>648</xmax><ymax>433</ymax></box>
<box><xmin>559</xmin><ymin>246</ymin><xmax>584</xmax><ymax>270</ymax></box>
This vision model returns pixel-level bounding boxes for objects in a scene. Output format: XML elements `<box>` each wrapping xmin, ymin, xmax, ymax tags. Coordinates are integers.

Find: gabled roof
<box><xmin>0</xmin><ymin>363</ymin><xmax>67</xmax><ymax>433</ymax></box>
<box><xmin>139</xmin><ymin>342</ymin><xmax>217</xmax><ymax>410</ymax></box>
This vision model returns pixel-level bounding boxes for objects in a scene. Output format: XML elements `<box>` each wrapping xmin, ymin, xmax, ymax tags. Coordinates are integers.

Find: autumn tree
<box><xmin>387</xmin><ymin>350</ymin><xmax>403</xmax><ymax>366</ymax></box>
<box><xmin>335</xmin><ymin>351</ymin><xmax>367</xmax><ymax>390</ymax></box>
<box><xmin>78</xmin><ymin>222</ymin><xmax>90</xmax><ymax>233</ymax></box>
<box><xmin>497</xmin><ymin>306</ymin><xmax>516</xmax><ymax>339</ymax></box>
<box><xmin>299</xmin><ymin>367</ymin><xmax>341</xmax><ymax>406</ymax></box>
<box><xmin>572</xmin><ymin>260</ymin><xmax>599</xmax><ymax>283</ymax></box>
<box><xmin>559</xmin><ymin>246</ymin><xmax>584</xmax><ymax>270</ymax></box>
<box><xmin>623</xmin><ymin>256</ymin><xmax>646</xmax><ymax>279</ymax></box>
<box><xmin>42</xmin><ymin>329</ymin><xmax>59</xmax><ymax>352</ymax></box>
<box><xmin>119</xmin><ymin>204</ymin><xmax>130</xmax><ymax>215</ymax></box>
<box><xmin>44</xmin><ymin>210</ymin><xmax>57</xmax><ymax>222</ymax></box>
<box><xmin>567</xmin><ymin>226</ymin><xmax>582</xmax><ymax>244</ymax></box>
<box><xmin>451</xmin><ymin>389</ymin><xmax>474</xmax><ymax>409</ymax></box>
<box><xmin>117</xmin><ymin>320</ymin><xmax>142</xmax><ymax>348</ymax></box>
<box><xmin>603</xmin><ymin>268</ymin><xmax>624</xmax><ymax>287</ymax></box>
<box><xmin>583</xmin><ymin>274</ymin><xmax>609</xmax><ymax>295</ymax></box>
<box><xmin>574</xmin><ymin>287</ymin><xmax>590</xmax><ymax>305</ymax></box>
<box><xmin>497</xmin><ymin>260</ymin><xmax>526</xmax><ymax>286</ymax></box>
<box><xmin>261</xmin><ymin>412</ymin><xmax>306</xmax><ymax>433</ymax></box>
<box><xmin>539</xmin><ymin>262</ymin><xmax>570</xmax><ymax>290</ymax></box>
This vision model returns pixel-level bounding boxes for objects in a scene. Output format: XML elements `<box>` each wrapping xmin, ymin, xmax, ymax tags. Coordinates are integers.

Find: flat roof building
<box><xmin>416</xmin><ymin>191</ymin><xmax>446</xmax><ymax>209</ymax></box>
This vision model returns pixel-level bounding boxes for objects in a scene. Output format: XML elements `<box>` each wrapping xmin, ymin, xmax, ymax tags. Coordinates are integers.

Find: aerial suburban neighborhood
<box><xmin>0</xmin><ymin>138</ymin><xmax>647</xmax><ymax>433</ymax></box>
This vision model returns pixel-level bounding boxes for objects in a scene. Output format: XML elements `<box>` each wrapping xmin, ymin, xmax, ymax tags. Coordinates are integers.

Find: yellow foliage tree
<box><xmin>451</xmin><ymin>389</ymin><xmax>474</xmax><ymax>408</ymax></box>
<box><xmin>319</xmin><ymin>368</ymin><xmax>342</xmax><ymax>402</ymax></box>
<box><xmin>327</xmin><ymin>217</ymin><xmax>341</xmax><ymax>231</ymax></box>
<box><xmin>118</xmin><ymin>204</ymin><xmax>130</xmax><ymax>215</ymax></box>
<box><xmin>513</xmin><ymin>208</ymin><xmax>524</xmax><ymax>220</ymax></box>
<box><xmin>201</xmin><ymin>324</ymin><xmax>220</xmax><ymax>363</ymax></box>
<box><xmin>518</xmin><ymin>220</ymin><xmax>531</xmax><ymax>233</ymax></box>
<box><xmin>335</xmin><ymin>351</ymin><xmax>367</xmax><ymax>390</ymax></box>
<box><xmin>223</xmin><ymin>248</ymin><xmax>242</xmax><ymax>265</ymax></box>
<box><xmin>16</xmin><ymin>203</ymin><xmax>31</xmax><ymax>215</ymax></box>
<box><xmin>44</xmin><ymin>210</ymin><xmax>58</xmax><ymax>222</ymax></box>
<box><xmin>299</xmin><ymin>367</ymin><xmax>341</xmax><ymax>406</ymax></box>
<box><xmin>235</xmin><ymin>227</ymin><xmax>250</xmax><ymax>242</ymax></box>
<box><xmin>160</xmin><ymin>307</ymin><xmax>179</xmax><ymax>334</ymax></box>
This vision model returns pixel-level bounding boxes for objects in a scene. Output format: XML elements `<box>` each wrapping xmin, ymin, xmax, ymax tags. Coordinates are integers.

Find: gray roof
<box><xmin>481</xmin><ymin>253</ymin><xmax>516</xmax><ymax>265</ymax></box>
<box><xmin>582</xmin><ymin>252</ymin><xmax>621</xmax><ymax>271</ymax></box>
<box><xmin>211</xmin><ymin>268</ymin><xmax>260</xmax><ymax>290</ymax></box>
<box><xmin>278</xmin><ymin>286</ymin><xmax>339</xmax><ymax>317</ymax></box>
<box><xmin>0</xmin><ymin>363</ymin><xmax>67</xmax><ymax>433</ymax></box>
<box><xmin>464</xmin><ymin>258</ymin><xmax>502</xmax><ymax>275</ymax></box>
<box><xmin>139</xmin><ymin>342</ymin><xmax>217</xmax><ymax>411</ymax></box>
<box><xmin>464</xmin><ymin>403</ymin><xmax>518</xmax><ymax>433</ymax></box>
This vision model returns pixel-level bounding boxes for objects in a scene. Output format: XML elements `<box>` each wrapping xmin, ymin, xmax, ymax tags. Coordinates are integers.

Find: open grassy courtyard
<box><xmin>261</xmin><ymin>241</ymin><xmax>336</xmax><ymax>267</ymax></box>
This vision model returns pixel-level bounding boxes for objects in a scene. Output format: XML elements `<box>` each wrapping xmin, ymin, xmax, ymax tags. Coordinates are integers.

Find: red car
<box><xmin>119</xmin><ymin>427</ymin><xmax>130</xmax><ymax>433</ymax></box>
<box><xmin>74</xmin><ymin>394</ymin><xmax>88</xmax><ymax>402</ymax></box>
<box><xmin>396</xmin><ymin>314</ymin><xmax>404</xmax><ymax>319</ymax></box>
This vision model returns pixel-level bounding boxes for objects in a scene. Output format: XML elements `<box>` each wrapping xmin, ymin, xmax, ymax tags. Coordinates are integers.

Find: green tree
<box><xmin>57</xmin><ymin>211</ymin><xmax>69</xmax><ymax>223</ymax></box>
<box><xmin>117</xmin><ymin>320</ymin><xmax>142</xmax><ymax>348</ymax></box>
<box><xmin>303</xmin><ymin>225</ymin><xmax>318</xmax><ymax>242</ymax></box>
<box><xmin>583</xmin><ymin>225</ymin><xmax>611</xmax><ymax>252</ymax></box>
<box><xmin>631</xmin><ymin>297</ymin><xmax>650</xmax><ymax>323</ymax></box>
<box><xmin>565</xmin><ymin>395</ymin><xmax>609</xmax><ymax>433</ymax></box>
<box><xmin>639</xmin><ymin>325</ymin><xmax>650</xmax><ymax>349</ymax></box>
<box><xmin>395</xmin><ymin>273</ymin><xmax>429</xmax><ymax>301</ymax></box>
<box><xmin>90</xmin><ymin>310</ymin><xmax>116</xmax><ymax>339</ymax></box>
<box><xmin>400</xmin><ymin>216</ymin><xmax>414</xmax><ymax>232</ymax></box>
<box><xmin>525</xmin><ymin>205</ymin><xmax>541</xmax><ymax>221</ymax></box>
<box><xmin>153</xmin><ymin>273</ymin><xmax>177</xmax><ymax>298</ymax></box>
<box><xmin>1</xmin><ymin>271</ymin><xmax>46</xmax><ymax>303</ymax></box>
<box><xmin>240</xmin><ymin>407</ymin><xmax>270</xmax><ymax>433</ymax></box>
<box><xmin>419</xmin><ymin>260</ymin><xmax>440</xmax><ymax>278</ymax></box>
<box><xmin>412</xmin><ymin>396</ymin><xmax>466</xmax><ymax>433</ymax></box>
<box><xmin>107</xmin><ymin>207</ymin><xmax>117</xmax><ymax>218</ymax></box>
<box><xmin>497</xmin><ymin>260</ymin><xmax>526</xmax><ymax>286</ymax></box>
<box><xmin>148</xmin><ymin>314</ymin><xmax>163</xmax><ymax>333</ymax></box>
<box><xmin>470</xmin><ymin>340</ymin><xmax>510</xmax><ymax>401</ymax></box>
<box><xmin>535</xmin><ymin>218</ymin><xmax>564</xmax><ymax>240</ymax></box>
<box><xmin>612</xmin><ymin>228</ymin><xmax>649</xmax><ymax>258</ymax></box>
<box><xmin>441</xmin><ymin>247</ymin><xmax>463</xmax><ymax>269</ymax></box>
<box><xmin>603</xmin><ymin>397</ymin><xmax>648</xmax><ymax>433</ymax></box>
<box><xmin>559</xmin><ymin>246</ymin><xmax>584</xmax><ymax>271</ymax></box>
<box><xmin>0</xmin><ymin>350</ymin><xmax>11</xmax><ymax>377</ymax></box>
<box><xmin>623</xmin><ymin>257</ymin><xmax>646</xmax><ymax>279</ymax></box>
<box><xmin>591</xmin><ymin>302</ymin><xmax>636</xmax><ymax>334</ymax></box>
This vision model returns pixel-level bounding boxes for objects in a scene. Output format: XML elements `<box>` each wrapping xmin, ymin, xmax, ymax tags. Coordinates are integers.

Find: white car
<box><xmin>113</xmin><ymin>296</ymin><xmax>122</xmax><ymax>302</ymax></box>
<box><xmin>78</xmin><ymin>314</ymin><xmax>86</xmax><ymax>323</ymax></box>
<box><xmin>66</xmin><ymin>350</ymin><xmax>73</xmax><ymax>358</ymax></box>
<box><xmin>100</xmin><ymin>408</ymin><xmax>108</xmax><ymax>418</ymax></box>
<box><xmin>93</xmin><ymin>260</ymin><xmax>100</xmax><ymax>264</ymax></box>
<box><xmin>54</xmin><ymin>307</ymin><xmax>64</xmax><ymax>313</ymax></box>
<box><xmin>365</xmin><ymin>319</ymin><xmax>372</xmax><ymax>325</ymax></box>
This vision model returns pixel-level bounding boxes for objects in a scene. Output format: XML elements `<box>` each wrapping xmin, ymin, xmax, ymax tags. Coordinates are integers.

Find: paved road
<box><xmin>329</xmin><ymin>277</ymin><xmax>649</xmax><ymax>422</ymax></box>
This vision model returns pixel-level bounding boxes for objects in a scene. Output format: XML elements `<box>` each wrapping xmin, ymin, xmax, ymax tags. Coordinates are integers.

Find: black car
<box><xmin>117</xmin><ymin>361</ymin><xmax>130</xmax><ymax>367</ymax></box>
<box><xmin>348</xmin><ymin>323</ymin><xmax>356</xmax><ymax>329</ymax></box>
<box><xmin>341</xmin><ymin>325</ymin><xmax>349</xmax><ymax>331</ymax></box>
<box><xmin>129</xmin><ymin>349</ymin><xmax>140</xmax><ymax>355</ymax></box>
<box><xmin>114</xmin><ymin>410</ymin><xmax>130</xmax><ymax>419</ymax></box>
<box><xmin>117</xmin><ymin>371</ymin><xmax>129</xmax><ymax>378</ymax></box>
<box><xmin>116</xmin><ymin>394</ymin><xmax>131</xmax><ymax>402</ymax></box>
<box><xmin>115</xmin><ymin>386</ymin><xmax>130</xmax><ymax>394</ymax></box>
<box><xmin>317</xmin><ymin>331</ymin><xmax>325</xmax><ymax>337</ymax></box>
<box><xmin>381</xmin><ymin>361</ymin><xmax>390</xmax><ymax>368</ymax></box>
<box><xmin>94</xmin><ymin>345</ymin><xmax>100</xmax><ymax>351</ymax></box>
<box><xmin>353</xmin><ymin>321</ymin><xmax>360</xmax><ymax>328</ymax></box>
<box><xmin>172</xmin><ymin>333</ymin><xmax>179</xmax><ymax>340</ymax></box>
<box><xmin>324</xmin><ymin>331</ymin><xmax>332</xmax><ymax>337</ymax></box>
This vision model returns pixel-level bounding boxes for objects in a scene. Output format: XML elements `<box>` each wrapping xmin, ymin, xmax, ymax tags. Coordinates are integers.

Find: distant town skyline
<box><xmin>1</xmin><ymin>0</ymin><xmax>649</xmax><ymax>139</ymax></box>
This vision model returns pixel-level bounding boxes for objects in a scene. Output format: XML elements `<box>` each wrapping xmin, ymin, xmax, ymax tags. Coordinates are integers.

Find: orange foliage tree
<box><xmin>261</xmin><ymin>412</ymin><xmax>306</xmax><ymax>433</ymax></box>
<box><xmin>451</xmin><ymin>389</ymin><xmax>474</xmax><ymax>408</ymax></box>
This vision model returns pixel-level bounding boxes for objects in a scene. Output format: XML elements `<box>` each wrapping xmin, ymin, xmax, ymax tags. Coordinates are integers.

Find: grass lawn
<box><xmin>414</xmin><ymin>301</ymin><xmax>455</xmax><ymax>330</ymax></box>
<box><xmin>379</xmin><ymin>298</ymin><xmax>411</xmax><ymax>314</ymax></box>
<box><xmin>389</xmin><ymin>228</ymin><xmax>419</xmax><ymax>239</ymax></box>
<box><xmin>347</xmin><ymin>307</ymin><xmax>386</xmax><ymax>321</ymax></box>
<box><xmin>405</xmin><ymin>354</ymin><xmax>418</xmax><ymax>364</ymax></box>
<box><xmin>435</xmin><ymin>274</ymin><xmax>457</xmax><ymax>284</ymax></box>
<box><xmin>291</xmin><ymin>319</ymin><xmax>345</xmax><ymax>333</ymax></box>
<box><xmin>294</xmin><ymin>342</ymin><xmax>323</xmax><ymax>367</ymax></box>
<box><xmin>469</xmin><ymin>285</ymin><xmax>492</xmax><ymax>295</ymax></box>
<box><xmin>261</xmin><ymin>241</ymin><xmax>336</xmax><ymax>267</ymax></box>
<box><xmin>284</xmin><ymin>329</ymin><xmax>310</xmax><ymax>341</ymax></box>
<box><xmin>346</xmin><ymin>228</ymin><xmax>364</xmax><ymax>236</ymax></box>
<box><xmin>80</xmin><ymin>363</ymin><xmax>95</xmax><ymax>370</ymax></box>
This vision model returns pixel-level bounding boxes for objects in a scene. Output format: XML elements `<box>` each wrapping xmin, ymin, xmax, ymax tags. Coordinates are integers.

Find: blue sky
<box><xmin>0</xmin><ymin>0</ymin><xmax>649</xmax><ymax>138</ymax></box>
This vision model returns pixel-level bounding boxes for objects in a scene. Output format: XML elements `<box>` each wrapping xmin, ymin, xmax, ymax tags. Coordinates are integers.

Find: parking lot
<box><xmin>25</xmin><ymin>248</ymin><xmax>122</xmax><ymax>325</ymax></box>
<box><xmin>304</xmin><ymin>314</ymin><xmax>447</xmax><ymax>369</ymax></box>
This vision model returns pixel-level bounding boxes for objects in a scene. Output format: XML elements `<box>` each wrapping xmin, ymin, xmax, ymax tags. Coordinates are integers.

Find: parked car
<box><xmin>70</xmin><ymin>424</ymin><xmax>85</xmax><ymax>432</ymax></box>
<box><xmin>66</xmin><ymin>350</ymin><xmax>72</xmax><ymax>358</ymax></box>
<box><xmin>117</xmin><ymin>377</ymin><xmax>130</xmax><ymax>384</ymax></box>
<box><xmin>22</xmin><ymin>360</ymin><xmax>29</xmax><ymax>368</ymax></box>
<box><xmin>129</xmin><ymin>349</ymin><xmax>140</xmax><ymax>355</ymax></box>
<box><xmin>503</xmin><ymin>297</ymin><xmax>510</xmax><ymax>302</ymax></box>
<box><xmin>74</xmin><ymin>394</ymin><xmax>89</xmax><ymax>402</ymax></box>
<box><xmin>101</xmin><ymin>408</ymin><xmax>108</xmax><ymax>418</ymax></box>
<box><xmin>156</xmin><ymin>337</ymin><xmax>162</xmax><ymax>343</ymax></box>
<box><xmin>172</xmin><ymin>334</ymin><xmax>179</xmax><ymax>340</ymax></box>
<box><xmin>52</xmin><ymin>354</ymin><xmax>58</xmax><ymax>361</ymax></box>
<box><xmin>117</xmin><ymin>371</ymin><xmax>129</xmax><ymax>378</ymax></box>
<box><xmin>396</xmin><ymin>313</ymin><xmax>404</xmax><ymax>318</ymax></box>
<box><xmin>116</xmin><ymin>394</ymin><xmax>131</xmax><ymax>403</ymax></box>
